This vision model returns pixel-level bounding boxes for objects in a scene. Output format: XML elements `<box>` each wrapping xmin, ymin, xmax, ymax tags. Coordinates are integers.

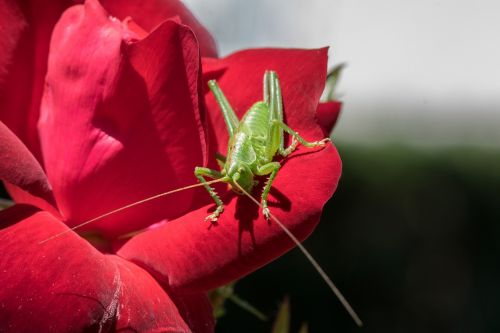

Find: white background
<box><xmin>184</xmin><ymin>0</ymin><xmax>500</xmax><ymax>146</ymax></box>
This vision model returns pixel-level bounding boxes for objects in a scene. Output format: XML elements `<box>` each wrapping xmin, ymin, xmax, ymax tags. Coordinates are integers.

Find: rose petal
<box><xmin>101</xmin><ymin>0</ymin><xmax>217</xmax><ymax>57</ymax></box>
<box><xmin>39</xmin><ymin>0</ymin><xmax>206</xmax><ymax>238</ymax></box>
<box><xmin>317</xmin><ymin>101</ymin><xmax>342</xmax><ymax>135</ymax></box>
<box><xmin>0</xmin><ymin>205</ymin><xmax>213</xmax><ymax>332</ymax></box>
<box><xmin>119</xmin><ymin>48</ymin><xmax>342</xmax><ymax>292</ymax></box>
<box><xmin>0</xmin><ymin>121</ymin><xmax>55</xmax><ymax>209</ymax></box>
<box><xmin>0</xmin><ymin>0</ymin><xmax>78</xmax><ymax>159</ymax></box>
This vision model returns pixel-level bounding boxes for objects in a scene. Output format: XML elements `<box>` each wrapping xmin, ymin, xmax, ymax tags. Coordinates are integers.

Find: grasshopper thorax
<box><xmin>225</xmin><ymin>129</ymin><xmax>258</xmax><ymax>195</ymax></box>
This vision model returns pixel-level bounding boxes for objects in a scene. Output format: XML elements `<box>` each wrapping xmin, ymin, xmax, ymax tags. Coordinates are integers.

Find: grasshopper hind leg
<box><xmin>194</xmin><ymin>167</ymin><xmax>227</xmax><ymax>222</ymax></box>
<box><xmin>265</xmin><ymin>71</ymin><xmax>327</xmax><ymax>158</ymax></box>
<box><xmin>273</xmin><ymin>120</ymin><xmax>330</xmax><ymax>152</ymax></box>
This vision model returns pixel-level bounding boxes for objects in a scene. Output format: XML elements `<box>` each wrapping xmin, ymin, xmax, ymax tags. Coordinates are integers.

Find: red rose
<box><xmin>0</xmin><ymin>0</ymin><xmax>341</xmax><ymax>331</ymax></box>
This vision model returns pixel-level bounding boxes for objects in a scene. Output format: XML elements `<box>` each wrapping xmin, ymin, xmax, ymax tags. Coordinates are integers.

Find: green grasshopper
<box><xmin>195</xmin><ymin>71</ymin><xmax>329</xmax><ymax>222</ymax></box>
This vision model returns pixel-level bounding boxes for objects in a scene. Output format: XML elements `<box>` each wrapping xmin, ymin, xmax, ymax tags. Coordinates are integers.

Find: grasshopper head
<box><xmin>228</xmin><ymin>166</ymin><xmax>255</xmax><ymax>195</ymax></box>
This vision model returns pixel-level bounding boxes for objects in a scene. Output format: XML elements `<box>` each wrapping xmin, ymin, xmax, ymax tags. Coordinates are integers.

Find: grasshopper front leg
<box><xmin>255</xmin><ymin>162</ymin><xmax>281</xmax><ymax>219</ymax></box>
<box><xmin>215</xmin><ymin>152</ymin><xmax>227</xmax><ymax>169</ymax></box>
<box><xmin>194</xmin><ymin>167</ymin><xmax>227</xmax><ymax>222</ymax></box>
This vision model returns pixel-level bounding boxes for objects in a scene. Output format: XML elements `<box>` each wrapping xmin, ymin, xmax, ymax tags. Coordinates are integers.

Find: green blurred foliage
<box><xmin>215</xmin><ymin>144</ymin><xmax>500</xmax><ymax>333</ymax></box>
<box><xmin>324</xmin><ymin>63</ymin><xmax>346</xmax><ymax>102</ymax></box>
<box><xmin>209</xmin><ymin>282</ymin><xmax>268</xmax><ymax>321</ymax></box>
<box><xmin>271</xmin><ymin>296</ymin><xmax>290</xmax><ymax>333</ymax></box>
<box><xmin>0</xmin><ymin>198</ymin><xmax>13</xmax><ymax>210</ymax></box>
<box><xmin>270</xmin><ymin>297</ymin><xmax>309</xmax><ymax>333</ymax></box>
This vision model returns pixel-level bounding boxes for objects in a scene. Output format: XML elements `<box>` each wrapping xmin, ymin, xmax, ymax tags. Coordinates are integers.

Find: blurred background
<box><xmin>182</xmin><ymin>0</ymin><xmax>500</xmax><ymax>332</ymax></box>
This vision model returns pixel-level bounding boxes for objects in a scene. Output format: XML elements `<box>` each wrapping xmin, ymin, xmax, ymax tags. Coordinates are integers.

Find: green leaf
<box><xmin>209</xmin><ymin>281</ymin><xmax>268</xmax><ymax>321</ymax></box>
<box><xmin>271</xmin><ymin>296</ymin><xmax>290</xmax><ymax>333</ymax></box>
<box><xmin>229</xmin><ymin>294</ymin><xmax>268</xmax><ymax>321</ymax></box>
<box><xmin>208</xmin><ymin>282</ymin><xmax>235</xmax><ymax>319</ymax></box>
<box><xmin>298</xmin><ymin>322</ymin><xmax>309</xmax><ymax>333</ymax></box>
<box><xmin>324</xmin><ymin>63</ymin><xmax>346</xmax><ymax>101</ymax></box>
<box><xmin>0</xmin><ymin>198</ymin><xmax>14</xmax><ymax>210</ymax></box>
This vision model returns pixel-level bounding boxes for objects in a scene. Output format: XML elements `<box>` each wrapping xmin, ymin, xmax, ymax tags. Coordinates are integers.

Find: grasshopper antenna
<box><xmin>39</xmin><ymin>178</ymin><xmax>226</xmax><ymax>244</ymax></box>
<box><xmin>233</xmin><ymin>182</ymin><xmax>363</xmax><ymax>327</ymax></box>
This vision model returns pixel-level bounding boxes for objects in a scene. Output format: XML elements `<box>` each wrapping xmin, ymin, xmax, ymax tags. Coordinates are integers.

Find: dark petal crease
<box><xmin>101</xmin><ymin>0</ymin><xmax>217</xmax><ymax>57</ymax></box>
<box><xmin>0</xmin><ymin>121</ymin><xmax>55</xmax><ymax>209</ymax></box>
<box><xmin>0</xmin><ymin>0</ymin><xmax>78</xmax><ymax>160</ymax></box>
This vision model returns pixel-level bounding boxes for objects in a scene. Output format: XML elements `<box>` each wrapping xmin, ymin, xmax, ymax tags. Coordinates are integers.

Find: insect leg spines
<box><xmin>208</xmin><ymin>80</ymin><xmax>239</xmax><ymax>137</ymax></box>
<box><xmin>194</xmin><ymin>167</ymin><xmax>228</xmax><ymax>222</ymax></box>
<box><xmin>279</xmin><ymin>137</ymin><xmax>299</xmax><ymax>157</ymax></box>
<box><xmin>254</xmin><ymin>161</ymin><xmax>281</xmax><ymax>219</ymax></box>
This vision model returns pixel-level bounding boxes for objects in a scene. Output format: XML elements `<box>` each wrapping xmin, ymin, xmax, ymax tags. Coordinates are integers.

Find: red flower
<box><xmin>0</xmin><ymin>0</ymin><xmax>342</xmax><ymax>331</ymax></box>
